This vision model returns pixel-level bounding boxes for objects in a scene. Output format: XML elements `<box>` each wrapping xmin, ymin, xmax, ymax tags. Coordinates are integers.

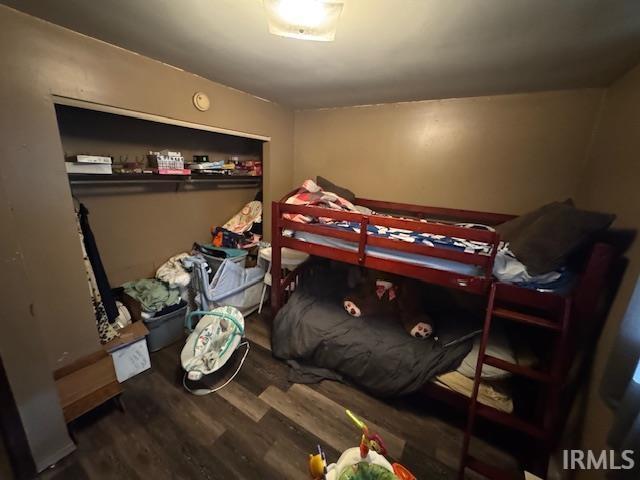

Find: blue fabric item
<box><xmin>510</xmin><ymin>269</ymin><xmax>574</xmax><ymax>293</ymax></box>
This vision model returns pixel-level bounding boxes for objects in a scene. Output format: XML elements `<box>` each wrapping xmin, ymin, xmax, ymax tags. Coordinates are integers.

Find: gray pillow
<box><xmin>497</xmin><ymin>199</ymin><xmax>573</xmax><ymax>244</ymax></box>
<box><xmin>316</xmin><ymin>176</ymin><xmax>356</xmax><ymax>203</ymax></box>
<box><xmin>498</xmin><ymin>201</ymin><xmax>614</xmax><ymax>275</ymax></box>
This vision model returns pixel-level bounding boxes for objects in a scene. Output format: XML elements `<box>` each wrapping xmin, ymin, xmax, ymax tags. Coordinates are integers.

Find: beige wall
<box><xmin>294</xmin><ymin>90</ymin><xmax>603</xmax><ymax>214</ymax></box>
<box><xmin>575</xmin><ymin>63</ymin><xmax>640</xmax><ymax>479</ymax></box>
<box><xmin>0</xmin><ymin>179</ymin><xmax>75</xmax><ymax>472</ymax></box>
<box><xmin>0</xmin><ymin>5</ymin><xmax>293</xmax><ymax>470</ymax></box>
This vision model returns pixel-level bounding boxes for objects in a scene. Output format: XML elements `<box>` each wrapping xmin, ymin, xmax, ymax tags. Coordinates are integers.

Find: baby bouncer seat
<box><xmin>181</xmin><ymin>306</ymin><xmax>249</xmax><ymax>395</ymax></box>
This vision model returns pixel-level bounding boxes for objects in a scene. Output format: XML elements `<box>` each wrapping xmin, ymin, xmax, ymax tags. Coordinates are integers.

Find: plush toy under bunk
<box><xmin>343</xmin><ymin>269</ymin><xmax>434</xmax><ymax>339</ymax></box>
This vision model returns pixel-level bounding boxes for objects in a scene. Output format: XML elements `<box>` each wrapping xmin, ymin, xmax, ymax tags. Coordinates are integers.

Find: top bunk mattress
<box><xmin>291</xmin><ymin>229</ymin><xmax>574</xmax><ymax>293</ymax></box>
<box><xmin>292</xmin><ymin>230</ymin><xmax>484</xmax><ymax>277</ymax></box>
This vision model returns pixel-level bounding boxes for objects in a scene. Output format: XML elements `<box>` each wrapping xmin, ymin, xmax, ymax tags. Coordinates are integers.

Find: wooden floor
<box><xmin>39</xmin><ymin>314</ymin><xmax>516</xmax><ymax>479</ymax></box>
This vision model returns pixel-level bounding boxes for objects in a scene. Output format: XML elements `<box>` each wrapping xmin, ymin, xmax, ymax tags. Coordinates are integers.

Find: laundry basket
<box><xmin>189</xmin><ymin>255</ymin><xmax>265</xmax><ymax>316</ymax></box>
<box><xmin>199</xmin><ymin>246</ymin><xmax>248</xmax><ymax>276</ymax></box>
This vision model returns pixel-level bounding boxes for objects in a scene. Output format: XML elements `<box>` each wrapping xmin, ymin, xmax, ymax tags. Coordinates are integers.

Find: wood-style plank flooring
<box><xmin>38</xmin><ymin>314</ymin><xmax>516</xmax><ymax>479</ymax></box>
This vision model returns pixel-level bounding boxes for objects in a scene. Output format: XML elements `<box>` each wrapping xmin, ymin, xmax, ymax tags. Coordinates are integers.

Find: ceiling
<box><xmin>3</xmin><ymin>0</ymin><xmax>640</xmax><ymax>108</ymax></box>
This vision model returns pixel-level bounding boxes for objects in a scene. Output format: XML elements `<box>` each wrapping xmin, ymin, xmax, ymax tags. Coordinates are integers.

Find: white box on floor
<box><xmin>110</xmin><ymin>338</ymin><xmax>151</xmax><ymax>383</ymax></box>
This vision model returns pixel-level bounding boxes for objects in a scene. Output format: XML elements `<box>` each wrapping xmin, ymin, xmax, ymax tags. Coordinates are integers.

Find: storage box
<box><xmin>110</xmin><ymin>339</ymin><xmax>151</xmax><ymax>383</ymax></box>
<box><xmin>143</xmin><ymin>303</ymin><xmax>188</xmax><ymax>352</ymax></box>
<box><xmin>104</xmin><ymin>321</ymin><xmax>151</xmax><ymax>383</ymax></box>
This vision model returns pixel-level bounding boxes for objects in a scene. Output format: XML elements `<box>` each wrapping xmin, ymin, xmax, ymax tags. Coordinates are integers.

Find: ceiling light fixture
<box><xmin>263</xmin><ymin>0</ymin><xmax>344</xmax><ymax>42</ymax></box>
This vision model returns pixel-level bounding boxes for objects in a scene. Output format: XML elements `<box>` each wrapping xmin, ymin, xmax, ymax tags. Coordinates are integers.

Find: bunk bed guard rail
<box><xmin>270</xmin><ymin>194</ymin><xmax>508</xmax><ymax>312</ymax></box>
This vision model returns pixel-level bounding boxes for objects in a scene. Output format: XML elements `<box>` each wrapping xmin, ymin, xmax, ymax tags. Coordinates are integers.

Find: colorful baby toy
<box><xmin>308</xmin><ymin>410</ymin><xmax>416</xmax><ymax>480</ymax></box>
<box><xmin>345</xmin><ymin>409</ymin><xmax>388</xmax><ymax>459</ymax></box>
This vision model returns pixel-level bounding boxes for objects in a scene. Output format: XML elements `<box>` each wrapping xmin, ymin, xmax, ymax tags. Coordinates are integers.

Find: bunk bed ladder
<box><xmin>458</xmin><ymin>283</ymin><xmax>571</xmax><ymax>480</ymax></box>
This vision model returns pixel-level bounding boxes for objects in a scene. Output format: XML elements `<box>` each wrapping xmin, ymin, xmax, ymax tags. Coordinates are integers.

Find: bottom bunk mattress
<box><xmin>271</xmin><ymin>268</ymin><xmax>472</xmax><ymax>397</ymax></box>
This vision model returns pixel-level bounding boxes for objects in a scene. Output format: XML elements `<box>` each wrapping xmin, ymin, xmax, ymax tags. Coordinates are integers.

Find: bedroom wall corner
<box><xmin>574</xmin><ymin>62</ymin><xmax>640</xmax><ymax>480</ymax></box>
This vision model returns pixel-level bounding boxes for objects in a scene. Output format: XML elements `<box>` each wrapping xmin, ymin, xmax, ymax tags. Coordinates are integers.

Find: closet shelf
<box><xmin>68</xmin><ymin>173</ymin><xmax>261</xmax><ymax>189</ymax></box>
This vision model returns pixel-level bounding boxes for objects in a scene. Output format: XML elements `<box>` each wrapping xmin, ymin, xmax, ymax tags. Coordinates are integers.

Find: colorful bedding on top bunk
<box><xmin>284</xmin><ymin>178</ymin><xmax>362</xmax><ymax>222</ymax></box>
<box><xmin>319</xmin><ymin>220</ymin><xmax>493</xmax><ymax>255</ymax></box>
<box><xmin>285</xmin><ymin>179</ymin><xmax>491</xmax><ymax>251</ymax></box>
<box><xmin>284</xmin><ymin>180</ymin><xmax>616</xmax><ymax>290</ymax></box>
<box><xmin>284</xmin><ymin>179</ymin><xmax>496</xmax><ymax>278</ymax></box>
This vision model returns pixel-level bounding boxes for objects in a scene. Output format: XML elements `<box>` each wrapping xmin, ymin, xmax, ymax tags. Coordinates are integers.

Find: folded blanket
<box><xmin>123</xmin><ymin>278</ymin><xmax>181</xmax><ymax>313</ymax></box>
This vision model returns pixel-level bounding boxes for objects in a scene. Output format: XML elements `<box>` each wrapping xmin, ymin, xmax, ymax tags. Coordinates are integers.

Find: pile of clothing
<box><xmin>284</xmin><ymin>179</ymin><xmax>362</xmax><ymax>223</ymax></box>
<box><xmin>122</xmin><ymin>278</ymin><xmax>184</xmax><ymax>319</ymax></box>
<box><xmin>283</xmin><ymin>179</ymin><xmax>492</xmax><ymax>255</ymax></box>
<box><xmin>120</xmin><ymin>252</ymin><xmax>194</xmax><ymax>320</ymax></box>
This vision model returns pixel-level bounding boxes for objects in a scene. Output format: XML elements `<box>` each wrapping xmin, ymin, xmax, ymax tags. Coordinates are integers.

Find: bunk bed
<box><xmin>269</xmin><ymin>188</ymin><xmax>616</xmax><ymax>479</ymax></box>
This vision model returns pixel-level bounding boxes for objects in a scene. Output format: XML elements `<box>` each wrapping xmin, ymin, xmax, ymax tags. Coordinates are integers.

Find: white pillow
<box><xmin>457</xmin><ymin>325</ymin><xmax>515</xmax><ymax>380</ymax></box>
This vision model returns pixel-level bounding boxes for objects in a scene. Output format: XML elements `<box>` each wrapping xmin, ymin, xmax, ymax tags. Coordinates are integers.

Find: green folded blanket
<box><xmin>123</xmin><ymin>278</ymin><xmax>181</xmax><ymax>313</ymax></box>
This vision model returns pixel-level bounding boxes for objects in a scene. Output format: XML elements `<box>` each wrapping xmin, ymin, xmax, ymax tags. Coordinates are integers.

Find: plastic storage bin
<box><xmin>143</xmin><ymin>303</ymin><xmax>188</xmax><ymax>352</ymax></box>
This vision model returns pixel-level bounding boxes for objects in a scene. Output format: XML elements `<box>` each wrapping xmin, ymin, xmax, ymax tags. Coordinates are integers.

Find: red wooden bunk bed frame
<box><xmin>269</xmin><ymin>192</ymin><xmax>615</xmax><ymax>480</ymax></box>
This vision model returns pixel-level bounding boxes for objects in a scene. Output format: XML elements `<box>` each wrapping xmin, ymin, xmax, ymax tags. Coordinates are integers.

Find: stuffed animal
<box><xmin>343</xmin><ymin>269</ymin><xmax>433</xmax><ymax>339</ymax></box>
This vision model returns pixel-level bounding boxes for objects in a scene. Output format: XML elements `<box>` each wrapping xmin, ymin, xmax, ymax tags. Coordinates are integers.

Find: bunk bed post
<box><xmin>529</xmin><ymin>297</ymin><xmax>572</xmax><ymax>477</ymax></box>
<box><xmin>357</xmin><ymin>215</ymin><xmax>369</xmax><ymax>264</ymax></box>
<box><xmin>271</xmin><ymin>201</ymin><xmax>283</xmax><ymax>315</ymax></box>
<box><xmin>572</xmin><ymin>242</ymin><xmax>614</xmax><ymax>331</ymax></box>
